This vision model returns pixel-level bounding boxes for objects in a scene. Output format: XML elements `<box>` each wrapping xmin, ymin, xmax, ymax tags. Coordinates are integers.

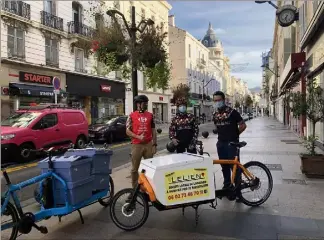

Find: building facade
<box><xmin>169</xmin><ymin>16</ymin><xmax>219</xmax><ymax>119</ymax></box>
<box><xmin>269</xmin><ymin>0</ymin><xmax>324</xmax><ymax>147</ymax></box>
<box><xmin>1</xmin><ymin>0</ymin><xmax>172</xmax><ymax>124</ymax></box>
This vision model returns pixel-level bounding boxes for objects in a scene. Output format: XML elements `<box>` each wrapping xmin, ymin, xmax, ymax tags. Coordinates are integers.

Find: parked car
<box><xmin>242</xmin><ymin>114</ymin><xmax>249</xmax><ymax>122</ymax></box>
<box><xmin>1</xmin><ymin>104</ymin><xmax>88</xmax><ymax>163</ymax></box>
<box><xmin>247</xmin><ymin>112</ymin><xmax>253</xmax><ymax>120</ymax></box>
<box><xmin>88</xmin><ymin>116</ymin><xmax>128</xmax><ymax>143</ymax></box>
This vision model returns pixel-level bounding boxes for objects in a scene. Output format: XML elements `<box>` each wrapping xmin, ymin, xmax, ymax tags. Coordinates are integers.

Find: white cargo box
<box><xmin>139</xmin><ymin>153</ymin><xmax>216</xmax><ymax>206</ymax></box>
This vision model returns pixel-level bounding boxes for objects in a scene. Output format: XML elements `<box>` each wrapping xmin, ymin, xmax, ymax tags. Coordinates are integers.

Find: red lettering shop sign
<box><xmin>19</xmin><ymin>72</ymin><xmax>53</xmax><ymax>85</ymax></box>
<box><xmin>100</xmin><ymin>85</ymin><xmax>111</xmax><ymax>92</ymax></box>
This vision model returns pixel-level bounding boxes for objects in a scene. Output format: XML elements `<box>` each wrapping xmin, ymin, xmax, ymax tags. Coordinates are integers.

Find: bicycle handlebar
<box><xmin>22</xmin><ymin>144</ymin><xmax>74</xmax><ymax>156</ymax></box>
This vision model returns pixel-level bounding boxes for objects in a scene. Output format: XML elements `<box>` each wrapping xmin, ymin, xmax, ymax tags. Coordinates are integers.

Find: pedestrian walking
<box><xmin>169</xmin><ymin>96</ymin><xmax>199</xmax><ymax>154</ymax></box>
<box><xmin>212</xmin><ymin>91</ymin><xmax>247</xmax><ymax>200</ymax></box>
<box><xmin>126</xmin><ymin>95</ymin><xmax>157</xmax><ymax>188</ymax></box>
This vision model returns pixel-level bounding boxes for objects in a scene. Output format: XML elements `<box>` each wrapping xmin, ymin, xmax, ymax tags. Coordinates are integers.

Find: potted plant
<box><xmin>290</xmin><ymin>80</ymin><xmax>324</xmax><ymax>178</ymax></box>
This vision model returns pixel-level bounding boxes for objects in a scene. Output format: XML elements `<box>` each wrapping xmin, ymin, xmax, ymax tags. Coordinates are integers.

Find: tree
<box><xmin>234</xmin><ymin>101</ymin><xmax>240</xmax><ymax>108</ymax></box>
<box><xmin>245</xmin><ymin>95</ymin><xmax>253</xmax><ymax>107</ymax></box>
<box><xmin>171</xmin><ymin>83</ymin><xmax>190</xmax><ymax>104</ymax></box>
<box><xmin>86</xmin><ymin>2</ymin><xmax>171</xmax><ymax>90</ymax></box>
<box><xmin>290</xmin><ymin>80</ymin><xmax>324</xmax><ymax>155</ymax></box>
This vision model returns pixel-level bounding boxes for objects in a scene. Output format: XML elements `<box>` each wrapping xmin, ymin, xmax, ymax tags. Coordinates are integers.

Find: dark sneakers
<box><xmin>222</xmin><ymin>184</ymin><xmax>242</xmax><ymax>203</ymax></box>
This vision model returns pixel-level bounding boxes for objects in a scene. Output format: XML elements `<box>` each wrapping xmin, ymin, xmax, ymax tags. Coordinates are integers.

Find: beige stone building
<box><xmin>270</xmin><ymin>0</ymin><xmax>324</xmax><ymax>147</ymax></box>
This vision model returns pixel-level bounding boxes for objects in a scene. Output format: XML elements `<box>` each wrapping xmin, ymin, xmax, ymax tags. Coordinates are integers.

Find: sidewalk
<box><xmin>7</xmin><ymin>117</ymin><xmax>324</xmax><ymax>239</ymax></box>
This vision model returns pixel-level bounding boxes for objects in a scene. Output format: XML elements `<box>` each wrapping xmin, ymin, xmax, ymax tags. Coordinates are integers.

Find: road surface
<box><xmin>1</xmin><ymin>123</ymin><xmax>214</xmax><ymax>202</ymax></box>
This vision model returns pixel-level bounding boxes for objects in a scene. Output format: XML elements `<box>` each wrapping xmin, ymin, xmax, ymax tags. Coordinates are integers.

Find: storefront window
<box><xmin>19</xmin><ymin>96</ymin><xmax>53</xmax><ymax>108</ymax></box>
<box><xmin>98</xmin><ymin>97</ymin><xmax>124</xmax><ymax>118</ymax></box>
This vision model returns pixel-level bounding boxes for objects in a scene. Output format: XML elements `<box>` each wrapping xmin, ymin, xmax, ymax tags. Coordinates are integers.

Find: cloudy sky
<box><xmin>169</xmin><ymin>1</ymin><xmax>276</xmax><ymax>88</ymax></box>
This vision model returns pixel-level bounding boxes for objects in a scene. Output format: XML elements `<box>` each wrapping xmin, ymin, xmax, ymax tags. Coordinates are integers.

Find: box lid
<box><xmin>140</xmin><ymin>153</ymin><xmax>204</xmax><ymax>170</ymax></box>
<box><xmin>64</xmin><ymin>148</ymin><xmax>113</xmax><ymax>158</ymax></box>
<box><xmin>38</xmin><ymin>155</ymin><xmax>92</xmax><ymax>169</ymax></box>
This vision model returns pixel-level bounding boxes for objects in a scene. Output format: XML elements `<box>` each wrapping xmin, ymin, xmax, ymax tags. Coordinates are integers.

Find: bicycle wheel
<box><xmin>238</xmin><ymin>161</ymin><xmax>273</xmax><ymax>207</ymax></box>
<box><xmin>1</xmin><ymin>200</ymin><xmax>19</xmax><ymax>240</ymax></box>
<box><xmin>110</xmin><ymin>188</ymin><xmax>149</xmax><ymax>231</ymax></box>
<box><xmin>98</xmin><ymin>176</ymin><xmax>115</xmax><ymax>207</ymax></box>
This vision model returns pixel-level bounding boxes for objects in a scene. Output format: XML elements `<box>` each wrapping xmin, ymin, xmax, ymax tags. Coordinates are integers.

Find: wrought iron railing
<box><xmin>40</xmin><ymin>11</ymin><xmax>64</xmax><ymax>31</ymax></box>
<box><xmin>2</xmin><ymin>0</ymin><xmax>31</xmax><ymax>20</ymax></box>
<box><xmin>67</xmin><ymin>21</ymin><xmax>94</xmax><ymax>38</ymax></box>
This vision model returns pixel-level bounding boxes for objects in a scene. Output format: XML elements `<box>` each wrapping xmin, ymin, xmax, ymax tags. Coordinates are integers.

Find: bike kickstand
<box><xmin>58</xmin><ymin>216</ymin><xmax>62</xmax><ymax>222</ymax></box>
<box><xmin>77</xmin><ymin>209</ymin><xmax>84</xmax><ymax>224</ymax></box>
<box><xmin>193</xmin><ymin>205</ymin><xmax>199</xmax><ymax>226</ymax></box>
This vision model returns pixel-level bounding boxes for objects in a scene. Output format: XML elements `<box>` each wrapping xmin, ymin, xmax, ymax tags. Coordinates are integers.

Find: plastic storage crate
<box><xmin>92</xmin><ymin>172</ymin><xmax>110</xmax><ymax>191</ymax></box>
<box><xmin>54</xmin><ymin>176</ymin><xmax>94</xmax><ymax>205</ymax></box>
<box><xmin>64</xmin><ymin>148</ymin><xmax>113</xmax><ymax>174</ymax></box>
<box><xmin>38</xmin><ymin>155</ymin><xmax>92</xmax><ymax>183</ymax></box>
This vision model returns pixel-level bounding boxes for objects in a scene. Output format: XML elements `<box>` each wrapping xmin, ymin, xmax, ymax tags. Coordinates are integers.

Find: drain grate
<box><xmin>265</xmin><ymin>164</ymin><xmax>282</xmax><ymax>171</ymax></box>
<box><xmin>283</xmin><ymin>179</ymin><xmax>307</xmax><ymax>185</ymax></box>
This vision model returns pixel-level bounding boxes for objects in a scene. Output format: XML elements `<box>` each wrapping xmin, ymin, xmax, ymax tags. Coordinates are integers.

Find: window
<box><xmin>188</xmin><ymin>44</ymin><xmax>191</xmax><ymax>58</ymax></box>
<box><xmin>141</xmin><ymin>8</ymin><xmax>145</xmax><ymax>20</ymax></box>
<box><xmin>95</xmin><ymin>13</ymin><xmax>104</xmax><ymax>30</ymax></box>
<box><xmin>33</xmin><ymin>113</ymin><xmax>58</xmax><ymax>129</ymax></box>
<box><xmin>129</xmin><ymin>1</ymin><xmax>133</xmax><ymax>20</ymax></box>
<box><xmin>194</xmin><ymin>83</ymin><xmax>197</xmax><ymax>93</ymax></box>
<box><xmin>7</xmin><ymin>26</ymin><xmax>25</xmax><ymax>59</ymax></box>
<box><xmin>75</xmin><ymin>48</ymin><xmax>84</xmax><ymax>72</ymax></box>
<box><xmin>113</xmin><ymin>1</ymin><xmax>120</xmax><ymax>10</ymax></box>
<box><xmin>143</xmin><ymin>74</ymin><xmax>147</xmax><ymax>90</ymax></box>
<box><xmin>72</xmin><ymin>1</ymin><xmax>83</xmax><ymax>23</ymax></box>
<box><xmin>199</xmin><ymin>86</ymin><xmax>201</xmax><ymax>94</ymax></box>
<box><xmin>45</xmin><ymin>38</ymin><xmax>58</xmax><ymax>66</ymax></box>
<box><xmin>44</xmin><ymin>0</ymin><xmax>56</xmax><ymax>14</ymax></box>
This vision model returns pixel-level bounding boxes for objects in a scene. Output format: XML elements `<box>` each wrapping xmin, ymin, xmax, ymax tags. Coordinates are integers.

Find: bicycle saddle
<box><xmin>1</xmin><ymin>162</ymin><xmax>16</xmax><ymax>169</ymax></box>
<box><xmin>229</xmin><ymin>141</ymin><xmax>247</xmax><ymax>148</ymax></box>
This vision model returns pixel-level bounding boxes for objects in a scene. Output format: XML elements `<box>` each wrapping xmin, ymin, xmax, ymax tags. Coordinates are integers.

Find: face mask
<box><xmin>214</xmin><ymin>101</ymin><xmax>225</xmax><ymax>110</ymax></box>
<box><xmin>178</xmin><ymin>105</ymin><xmax>186</xmax><ymax>113</ymax></box>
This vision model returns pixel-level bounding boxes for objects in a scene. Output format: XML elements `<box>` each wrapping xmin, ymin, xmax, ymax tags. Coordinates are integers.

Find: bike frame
<box><xmin>1</xmin><ymin>170</ymin><xmax>109</xmax><ymax>231</ymax></box>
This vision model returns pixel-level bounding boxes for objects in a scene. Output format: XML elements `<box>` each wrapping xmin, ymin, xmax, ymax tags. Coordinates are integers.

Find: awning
<box><xmin>189</xmin><ymin>99</ymin><xmax>199</xmax><ymax>106</ymax></box>
<box><xmin>9</xmin><ymin>83</ymin><xmax>55</xmax><ymax>97</ymax></box>
<box><xmin>279</xmin><ymin>52</ymin><xmax>306</xmax><ymax>96</ymax></box>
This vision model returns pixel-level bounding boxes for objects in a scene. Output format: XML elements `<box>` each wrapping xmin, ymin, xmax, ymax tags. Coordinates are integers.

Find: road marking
<box><xmin>5</xmin><ymin>133</ymin><xmax>169</xmax><ymax>173</ymax></box>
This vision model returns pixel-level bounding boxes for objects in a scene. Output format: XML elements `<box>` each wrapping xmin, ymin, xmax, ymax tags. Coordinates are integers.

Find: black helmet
<box><xmin>166</xmin><ymin>141</ymin><xmax>176</xmax><ymax>153</ymax></box>
<box><xmin>134</xmin><ymin>95</ymin><xmax>149</xmax><ymax>103</ymax></box>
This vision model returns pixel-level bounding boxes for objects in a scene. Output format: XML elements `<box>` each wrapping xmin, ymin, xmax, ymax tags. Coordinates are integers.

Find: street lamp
<box><xmin>107</xmin><ymin>7</ymin><xmax>154</xmax><ymax>111</ymax></box>
<box><xmin>201</xmin><ymin>77</ymin><xmax>216</xmax><ymax>114</ymax></box>
<box><xmin>254</xmin><ymin>1</ymin><xmax>278</xmax><ymax>9</ymax></box>
<box><xmin>261</xmin><ymin>63</ymin><xmax>279</xmax><ymax>78</ymax></box>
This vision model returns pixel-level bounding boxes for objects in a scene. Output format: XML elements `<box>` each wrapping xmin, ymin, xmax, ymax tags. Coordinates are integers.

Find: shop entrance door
<box><xmin>91</xmin><ymin>97</ymin><xmax>99</xmax><ymax>123</ymax></box>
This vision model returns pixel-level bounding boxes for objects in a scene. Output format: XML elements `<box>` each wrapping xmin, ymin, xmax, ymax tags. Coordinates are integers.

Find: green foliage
<box><xmin>290</xmin><ymin>80</ymin><xmax>324</xmax><ymax>156</ymax></box>
<box><xmin>143</xmin><ymin>61</ymin><xmax>171</xmax><ymax>90</ymax></box>
<box><xmin>171</xmin><ymin>83</ymin><xmax>190</xmax><ymax>104</ymax></box>
<box><xmin>245</xmin><ymin>95</ymin><xmax>253</xmax><ymax>107</ymax></box>
<box><xmin>234</xmin><ymin>101</ymin><xmax>240</xmax><ymax>108</ymax></box>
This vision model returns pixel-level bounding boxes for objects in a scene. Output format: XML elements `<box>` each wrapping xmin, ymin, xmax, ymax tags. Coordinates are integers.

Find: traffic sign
<box><xmin>53</xmin><ymin>76</ymin><xmax>61</xmax><ymax>90</ymax></box>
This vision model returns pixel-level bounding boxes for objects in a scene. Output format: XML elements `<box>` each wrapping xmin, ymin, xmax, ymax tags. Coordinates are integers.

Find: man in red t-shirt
<box><xmin>126</xmin><ymin>95</ymin><xmax>157</xmax><ymax>188</ymax></box>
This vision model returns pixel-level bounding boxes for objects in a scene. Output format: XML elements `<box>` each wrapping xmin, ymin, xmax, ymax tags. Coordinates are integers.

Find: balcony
<box><xmin>67</xmin><ymin>21</ymin><xmax>94</xmax><ymax>38</ymax></box>
<box><xmin>75</xmin><ymin>67</ymin><xmax>88</xmax><ymax>74</ymax></box>
<box><xmin>2</xmin><ymin>1</ymin><xmax>31</xmax><ymax>20</ymax></box>
<box><xmin>40</xmin><ymin>11</ymin><xmax>64</xmax><ymax>31</ymax></box>
<box><xmin>197</xmin><ymin>58</ymin><xmax>206</xmax><ymax>69</ymax></box>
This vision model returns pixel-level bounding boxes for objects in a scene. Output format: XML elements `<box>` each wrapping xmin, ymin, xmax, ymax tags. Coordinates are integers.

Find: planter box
<box><xmin>300</xmin><ymin>154</ymin><xmax>324</xmax><ymax>178</ymax></box>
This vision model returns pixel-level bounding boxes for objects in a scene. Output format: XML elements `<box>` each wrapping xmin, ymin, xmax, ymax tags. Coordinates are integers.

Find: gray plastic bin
<box><xmin>65</xmin><ymin>148</ymin><xmax>113</xmax><ymax>174</ymax></box>
<box><xmin>38</xmin><ymin>155</ymin><xmax>92</xmax><ymax>183</ymax></box>
<box><xmin>54</xmin><ymin>176</ymin><xmax>94</xmax><ymax>205</ymax></box>
<box><xmin>92</xmin><ymin>173</ymin><xmax>110</xmax><ymax>191</ymax></box>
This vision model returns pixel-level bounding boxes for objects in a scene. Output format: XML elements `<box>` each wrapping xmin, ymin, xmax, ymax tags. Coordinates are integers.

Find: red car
<box><xmin>1</xmin><ymin>104</ymin><xmax>88</xmax><ymax>163</ymax></box>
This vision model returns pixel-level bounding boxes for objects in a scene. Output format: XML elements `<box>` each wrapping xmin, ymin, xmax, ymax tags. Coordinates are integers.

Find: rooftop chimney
<box><xmin>168</xmin><ymin>15</ymin><xmax>175</xmax><ymax>27</ymax></box>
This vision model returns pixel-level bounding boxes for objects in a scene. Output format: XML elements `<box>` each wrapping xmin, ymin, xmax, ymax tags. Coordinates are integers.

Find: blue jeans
<box><xmin>216</xmin><ymin>141</ymin><xmax>241</xmax><ymax>188</ymax></box>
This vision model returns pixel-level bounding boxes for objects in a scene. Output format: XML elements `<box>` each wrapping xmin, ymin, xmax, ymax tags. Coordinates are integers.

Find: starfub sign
<box><xmin>19</xmin><ymin>71</ymin><xmax>54</xmax><ymax>85</ymax></box>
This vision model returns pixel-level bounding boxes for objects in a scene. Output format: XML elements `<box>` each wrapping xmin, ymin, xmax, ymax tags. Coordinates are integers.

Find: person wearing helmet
<box><xmin>213</xmin><ymin>91</ymin><xmax>246</xmax><ymax>201</ymax></box>
<box><xmin>126</xmin><ymin>95</ymin><xmax>157</xmax><ymax>188</ymax></box>
<box><xmin>169</xmin><ymin>97</ymin><xmax>199</xmax><ymax>153</ymax></box>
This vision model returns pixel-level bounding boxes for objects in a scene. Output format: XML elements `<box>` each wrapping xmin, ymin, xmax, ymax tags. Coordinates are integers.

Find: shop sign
<box><xmin>40</xmin><ymin>91</ymin><xmax>54</xmax><ymax>96</ymax></box>
<box><xmin>19</xmin><ymin>72</ymin><xmax>53</xmax><ymax>85</ymax></box>
<box><xmin>100</xmin><ymin>85</ymin><xmax>111</xmax><ymax>92</ymax></box>
<box><xmin>159</xmin><ymin>96</ymin><xmax>163</xmax><ymax>101</ymax></box>
<box><xmin>1</xmin><ymin>87</ymin><xmax>9</xmax><ymax>95</ymax></box>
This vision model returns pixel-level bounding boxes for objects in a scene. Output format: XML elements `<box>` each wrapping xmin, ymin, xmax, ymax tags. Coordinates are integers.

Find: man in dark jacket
<box><xmin>213</xmin><ymin>91</ymin><xmax>246</xmax><ymax>200</ymax></box>
<box><xmin>169</xmin><ymin>97</ymin><xmax>199</xmax><ymax>153</ymax></box>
